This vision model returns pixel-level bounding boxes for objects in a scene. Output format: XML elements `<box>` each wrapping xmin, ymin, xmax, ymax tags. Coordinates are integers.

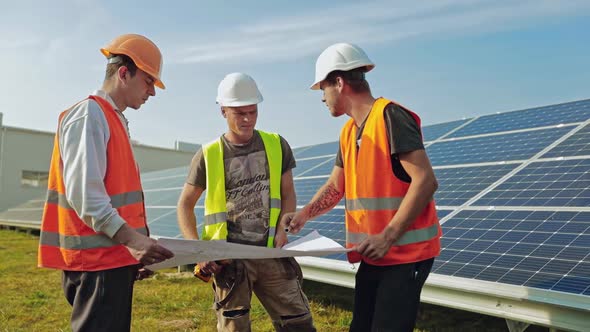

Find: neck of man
<box><xmin>348</xmin><ymin>93</ymin><xmax>377</xmax><ymax>127</ymax></box>
<box><xmin>224</xmin><ymin>130</ymin><xmax>255</xmax><ymax>145</ymax></box>
<box><xmin>102</xmin><ymin>80</ymin><xmax>127</xmax><ymax>112</ymax></box>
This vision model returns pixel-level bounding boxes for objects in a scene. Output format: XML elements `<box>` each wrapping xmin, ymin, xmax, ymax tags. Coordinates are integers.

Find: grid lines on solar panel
<box><xmin>296</xmin><ymin>157</ymin><xmax>336</xmax><ymax>177</ymax></box>
<box><xmin>542</xmin><ymin>124</ymin><xmax>590</xmax><ymax>158</ymax></box>
<box><xmin>434</xmin><ymin>164</ymin><xmax>515</xmax><ymax>206</ymax></box>
<box><xmin>147</xmin><ymin>207</ymin><xmax>205</xmax><ymax>238</ymax></box>
<box><xmin>447</xmin><ymin>99</ymin><xmax>590</xmax><ymax>138</ymax></box>
<box><xmin>287</xmin><ymin>211</ymin><xmax>346</xmax><ymax>245</ymax></box>
<box><xmin>474</xmin><ymin>159</ymin><xmax>590</xmax><ymax>207</ymax></box>
<box><xmin>432</xmin><ymin>210</ymin><xmax>590</xmax><ymax>295</ymax></box>
<box><xmin>141</xmin><ymin>166</ymin><xmax>189</xmax><ymax>180</ymax></box>
<box><xmin>293</xmin><ymin>142</ymin><xmax>338</xmax><ymax>159</ymax></box>
<box><xmin>294</xmin><ymin>177</ymin><xmax>339</xmax><ymax>206</ymax></box>
<box><xmin>293</xmin><ymin>156</ymin><xmax>334</xmax><ymax>177</ymax></box>
<box><xmin>142</xmin><ymin>174</ymin><xmax>187</xmax><ymax>191</ymax></box>
<box><xmin>144</xmin><ymin>189</ymin><xmax>183</xmax><ymax>206</ymax></box>
<box><xmin>286</xmin><ymin>211</ymin><xmax>349</xmax><ymax>261</ymax></box>
<box><xmin>426</xmin><ymin>126</ymin><xmax>573</xmax><ymax>166</ymax></box>
<box><xmin>422</xmin><ymin>119</ymin><xmax>470</xmax><ymax>142</ymax></box>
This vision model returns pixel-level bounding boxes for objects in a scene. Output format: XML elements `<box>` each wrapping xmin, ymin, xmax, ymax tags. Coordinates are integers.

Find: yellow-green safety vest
<box><xmin>202</xmin><ymin>130</ymin><xmax>282</xmax><ymax>248</ymax></box>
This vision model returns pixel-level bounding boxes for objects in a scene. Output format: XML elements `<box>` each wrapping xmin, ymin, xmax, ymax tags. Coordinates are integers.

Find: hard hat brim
<box><xmin>216</xmin><ymin>98</ymin><xmax>262</xmax><ymax>107</ymax></box>
<box><xmin>310</xmin><ymin>64</ymin><xmax>374</xmax><ymax>90</ymax></box>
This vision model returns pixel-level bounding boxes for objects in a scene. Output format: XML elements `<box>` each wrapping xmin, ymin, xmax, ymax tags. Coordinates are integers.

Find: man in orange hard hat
<box><xmin>282</xmin><ymin>43</ymin><xmax>442</xmax><ymax>332</ymax></box>
<box><xmin>38</xmin><ymin>34</ymin><xmax>174</xmax><ymax>332</ymax></box>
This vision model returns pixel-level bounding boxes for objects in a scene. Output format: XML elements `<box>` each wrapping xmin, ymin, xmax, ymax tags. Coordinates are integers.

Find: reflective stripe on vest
<box><xmin>340</xmin><ymin>97</ymin><xmax>441</xmax><ymax>265</ymax></box>
<box><xmin>46</xmin><ymin>189</ymin><xmax>143</xmax><ymax>210</ymax></box>
<box><xmin>202</xmin><ymin>130</ymin><xmax>282</xmax><ymax>248</ymax></box>
<box><xmin>345</xmin><ymin>197</ymin><xmax>403</xmax><ymax>211</ymax></box>
<box><xmin>38</xmin><ymin>95</ymin><xmax>148</xmax><ymax>271</ymax></box>
<box><xmin>347</xmin><ymin>223</ymin><xmax>440</xmax><ymax>246</ymax></box>
<box><xmin>40</xmin><ymin>227</ymin><xmax>148</xmax><ymax>249</ymax></box>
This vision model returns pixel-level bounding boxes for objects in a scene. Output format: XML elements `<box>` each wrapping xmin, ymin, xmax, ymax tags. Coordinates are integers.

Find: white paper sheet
<box><xmin>145</xmin><ymin>230</ymin><xmax>351</xmax><ymax>271</ymax></box>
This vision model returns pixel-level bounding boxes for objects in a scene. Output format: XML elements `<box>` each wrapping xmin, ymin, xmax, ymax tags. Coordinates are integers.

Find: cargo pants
<box><xmin>212</xmin><ymin>257</ymin><xmax>316</xmax><ymax>332</ymax></box>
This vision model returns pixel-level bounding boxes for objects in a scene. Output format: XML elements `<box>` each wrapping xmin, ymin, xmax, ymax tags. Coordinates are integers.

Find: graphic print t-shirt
<box><xmin>186</xmin><ymin>131</ymin><xmax>296</xmax><ymax>246</ymax></box>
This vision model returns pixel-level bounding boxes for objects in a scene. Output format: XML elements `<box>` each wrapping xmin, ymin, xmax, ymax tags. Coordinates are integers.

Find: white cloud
<box><xmin>169</xmin><ymin>0</ymin><xmax>590</xmax><ymax>65</ymax></box>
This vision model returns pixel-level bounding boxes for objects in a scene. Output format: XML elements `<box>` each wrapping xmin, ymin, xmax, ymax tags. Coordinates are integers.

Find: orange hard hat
<box><xmin>100</xmin><ymin>34</ymin><xmax>165</xmax><ymax>89</ymax></box>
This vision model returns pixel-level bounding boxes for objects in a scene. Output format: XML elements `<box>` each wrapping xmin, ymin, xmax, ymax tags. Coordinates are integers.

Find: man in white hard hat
<box><xmin>38</xmin><ymin>34</ymin><xmax>174</xmax><ymax>331</ymax></box>
<box><xmin>177</xmin><ymin>73</ymin><xmax>316</xmax><ymax>332</ymax></box>
<box><xmin>282</xmin><ymin>43</ymin><xmax>442</xmax><ymax>331</ymax></box>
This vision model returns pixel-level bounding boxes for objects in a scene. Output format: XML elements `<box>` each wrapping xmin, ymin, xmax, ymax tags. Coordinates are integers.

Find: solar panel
<box><xmin>447</xmin><ymin>99</ymin><xmax>590</xmax><ymax>138</ymax></box>
<box><xmin>144</xmin><ymin>189</ymin><xmax>183</xmax><ymax>206</ymax></box>
<box><xmin>422</xmin><ymin>118</ymin><xmax>471</xmax><ymax>142</ymax></box>
<box><xmin>293</xmin><ymin>156</ymin><xmax>334</xmax><ymax>177</ymax></box>
<box><xmin>141</xmin><ymin>166</ymin><xmax>189</xmax><ymax>181</ymax></box>
<box><xmin>542</xmin><ymin>124</ymin><xmax>590</xmax><ymax>158</ymax></box>
<box><xmin>146</xmin><ymin>207</ymin><xmax>203</xmax><ymax>238</ymax></box>
<box><xmin>433</xmin><ymin>210</ymin><xmax>590</xmax><ymax>295</ymax></box>
<box><xmin>426</xmin><ymin>126</ymin><xmax>574</xmax><ymax>166</ymax></box>
<box><xmin>434</xmin><ymin>164</ymin><xmax>516</xmax><ymax>206</ymax></box>
<box><xmin>297</xmin><ymin>157</ymin><xmax>336</xmax><ymax>177</ymax></box>
<box><xmin>142</xmin><ymin>174</ymin><xmax>187</xmax><ymax>191</ymax></box>
<box><xmin>474</xmin><ymin>159</ymin><xmax>590</xmax><ymax>207</ymax></box>
<box><xmin>138</xmin><ymin>101</ymin><xmax>589</xmax><ymax>299</ymax></box>
<box><xmin>293</xmin><ymin>177</ymin><xmax>338</xmax><ymax>206</ymax></box>
<box><xmin>293</xmin><ymin>141</ymin><xmax>338</xmax><ymax>159</ymax></box>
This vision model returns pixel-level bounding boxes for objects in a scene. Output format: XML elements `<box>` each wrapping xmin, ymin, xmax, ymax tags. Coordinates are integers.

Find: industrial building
<box><xmin>0</xmin><ymin>112</ymin><xmax>198</xmax><ymax>212</ymax></box>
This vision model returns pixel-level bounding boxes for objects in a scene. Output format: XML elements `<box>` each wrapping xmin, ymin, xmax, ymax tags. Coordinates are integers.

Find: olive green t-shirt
<box><xmin>335</xmin><ymin>103</ymin><xmax>424</xmax><ymax>182</ymax></box>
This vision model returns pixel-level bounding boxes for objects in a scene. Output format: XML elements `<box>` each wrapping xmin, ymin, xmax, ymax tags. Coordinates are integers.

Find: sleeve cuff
<box><xmin>99</xmin><ymin>214</ymin><xmax>127</xmax><ymax>238</ymax></box>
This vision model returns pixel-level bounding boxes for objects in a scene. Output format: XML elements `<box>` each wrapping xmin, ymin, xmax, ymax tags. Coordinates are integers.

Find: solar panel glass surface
<box><xmin>422</xmin><ymin>119</ymin><xmax>470</xmax><ymax>141</ymax></box>
<box><xmin>136</xmin><ymin>99</ymin><xmax>590</xmax><ymax>298</ymax></box>
<box><xmin>542</xmin><ymin>124</ymin><xmax>590</xmax><ymax>158</ymax></box>
<box><xmin>427</xmin><ymin>126</ymin><xmax>574</xmax><ymax>166</ymax></box>
<box><xmin>474</xmin><ymin>159</ymin><xmax>590</xmax><ymax>207</ymax></box>
<box><xmin>447</xmin><ymin>99</ymin><xmax>590</xmax><ymax>138</ymax></box>
<box><xmin>433</xmin><ymin>210</ymin><xmax>590</xmax><ymax>295</ymax></box>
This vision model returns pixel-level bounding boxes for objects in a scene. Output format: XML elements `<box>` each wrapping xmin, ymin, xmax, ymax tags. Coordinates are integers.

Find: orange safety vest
<box><xmin>38</xmin><ymin>96</ymin><xmax>148</xmax><ymax>271</ymax></box>
<box><xmin>340</xmin><ymin>97</ymin><xmax>441</xmax><ymax>266</ymax></box>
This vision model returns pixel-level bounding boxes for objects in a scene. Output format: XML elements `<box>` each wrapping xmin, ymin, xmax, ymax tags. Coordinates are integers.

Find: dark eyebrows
<box><xmin>234</xmin><ymin>109</ymin><xmax>257</xmax><ymax>116</ymax></box>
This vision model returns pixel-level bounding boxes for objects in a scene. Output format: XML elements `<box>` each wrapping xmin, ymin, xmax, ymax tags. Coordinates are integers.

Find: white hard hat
<box><xmin>216</xmin><ymin>72</ymin><xmax>263</xmax><ymax>107</ymax></box>
<box><xmin>310</xmin><ymin>43</ymin><xmax>374</xmax><ymax>90</ymax></box>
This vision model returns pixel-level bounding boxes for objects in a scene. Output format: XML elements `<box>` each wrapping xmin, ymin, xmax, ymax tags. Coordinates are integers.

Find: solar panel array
<box><xmin>1</xmin><ymin>99</ymin><xmax>588</xmax><ymax>299</ymax></box>
<box><xmin>288</xmin><ymin>99</ymin><xmax>590</xmax><ymax>296</ymax></box>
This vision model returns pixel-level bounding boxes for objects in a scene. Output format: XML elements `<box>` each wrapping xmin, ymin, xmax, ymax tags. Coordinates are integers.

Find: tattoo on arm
<box><xmin>307</xmin><ymin>183</ymin><xmax>343</xmax><ymax>218</ymax></box>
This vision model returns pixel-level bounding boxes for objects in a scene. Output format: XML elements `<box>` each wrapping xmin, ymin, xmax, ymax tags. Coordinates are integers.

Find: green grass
<box><xmin>0</xmin><ymin>229</ymin><xmax>552</xmax><ymax>331</ymax></box>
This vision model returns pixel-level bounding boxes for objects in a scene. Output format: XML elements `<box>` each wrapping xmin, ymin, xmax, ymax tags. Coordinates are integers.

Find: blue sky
<box><xmin>1</xmin><ymin>0</ymin><xmax>589</xmax><ymax>149</ymax></box>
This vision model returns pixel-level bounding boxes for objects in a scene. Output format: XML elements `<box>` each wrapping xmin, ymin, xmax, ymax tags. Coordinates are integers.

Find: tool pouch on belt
<box><xmin>212</xmin><ymin>260</ymin><xmax>245</xmax><ymax>310</ymax></box>
<box><xmin>194</xmin><ymin>260</ymin><xmax>232</xmax><ymax>283</ymax></box>
<box><xmin>280</xmin><ymin>257</ymin><xmax>304</xmax><ymax>283</ymax></box>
